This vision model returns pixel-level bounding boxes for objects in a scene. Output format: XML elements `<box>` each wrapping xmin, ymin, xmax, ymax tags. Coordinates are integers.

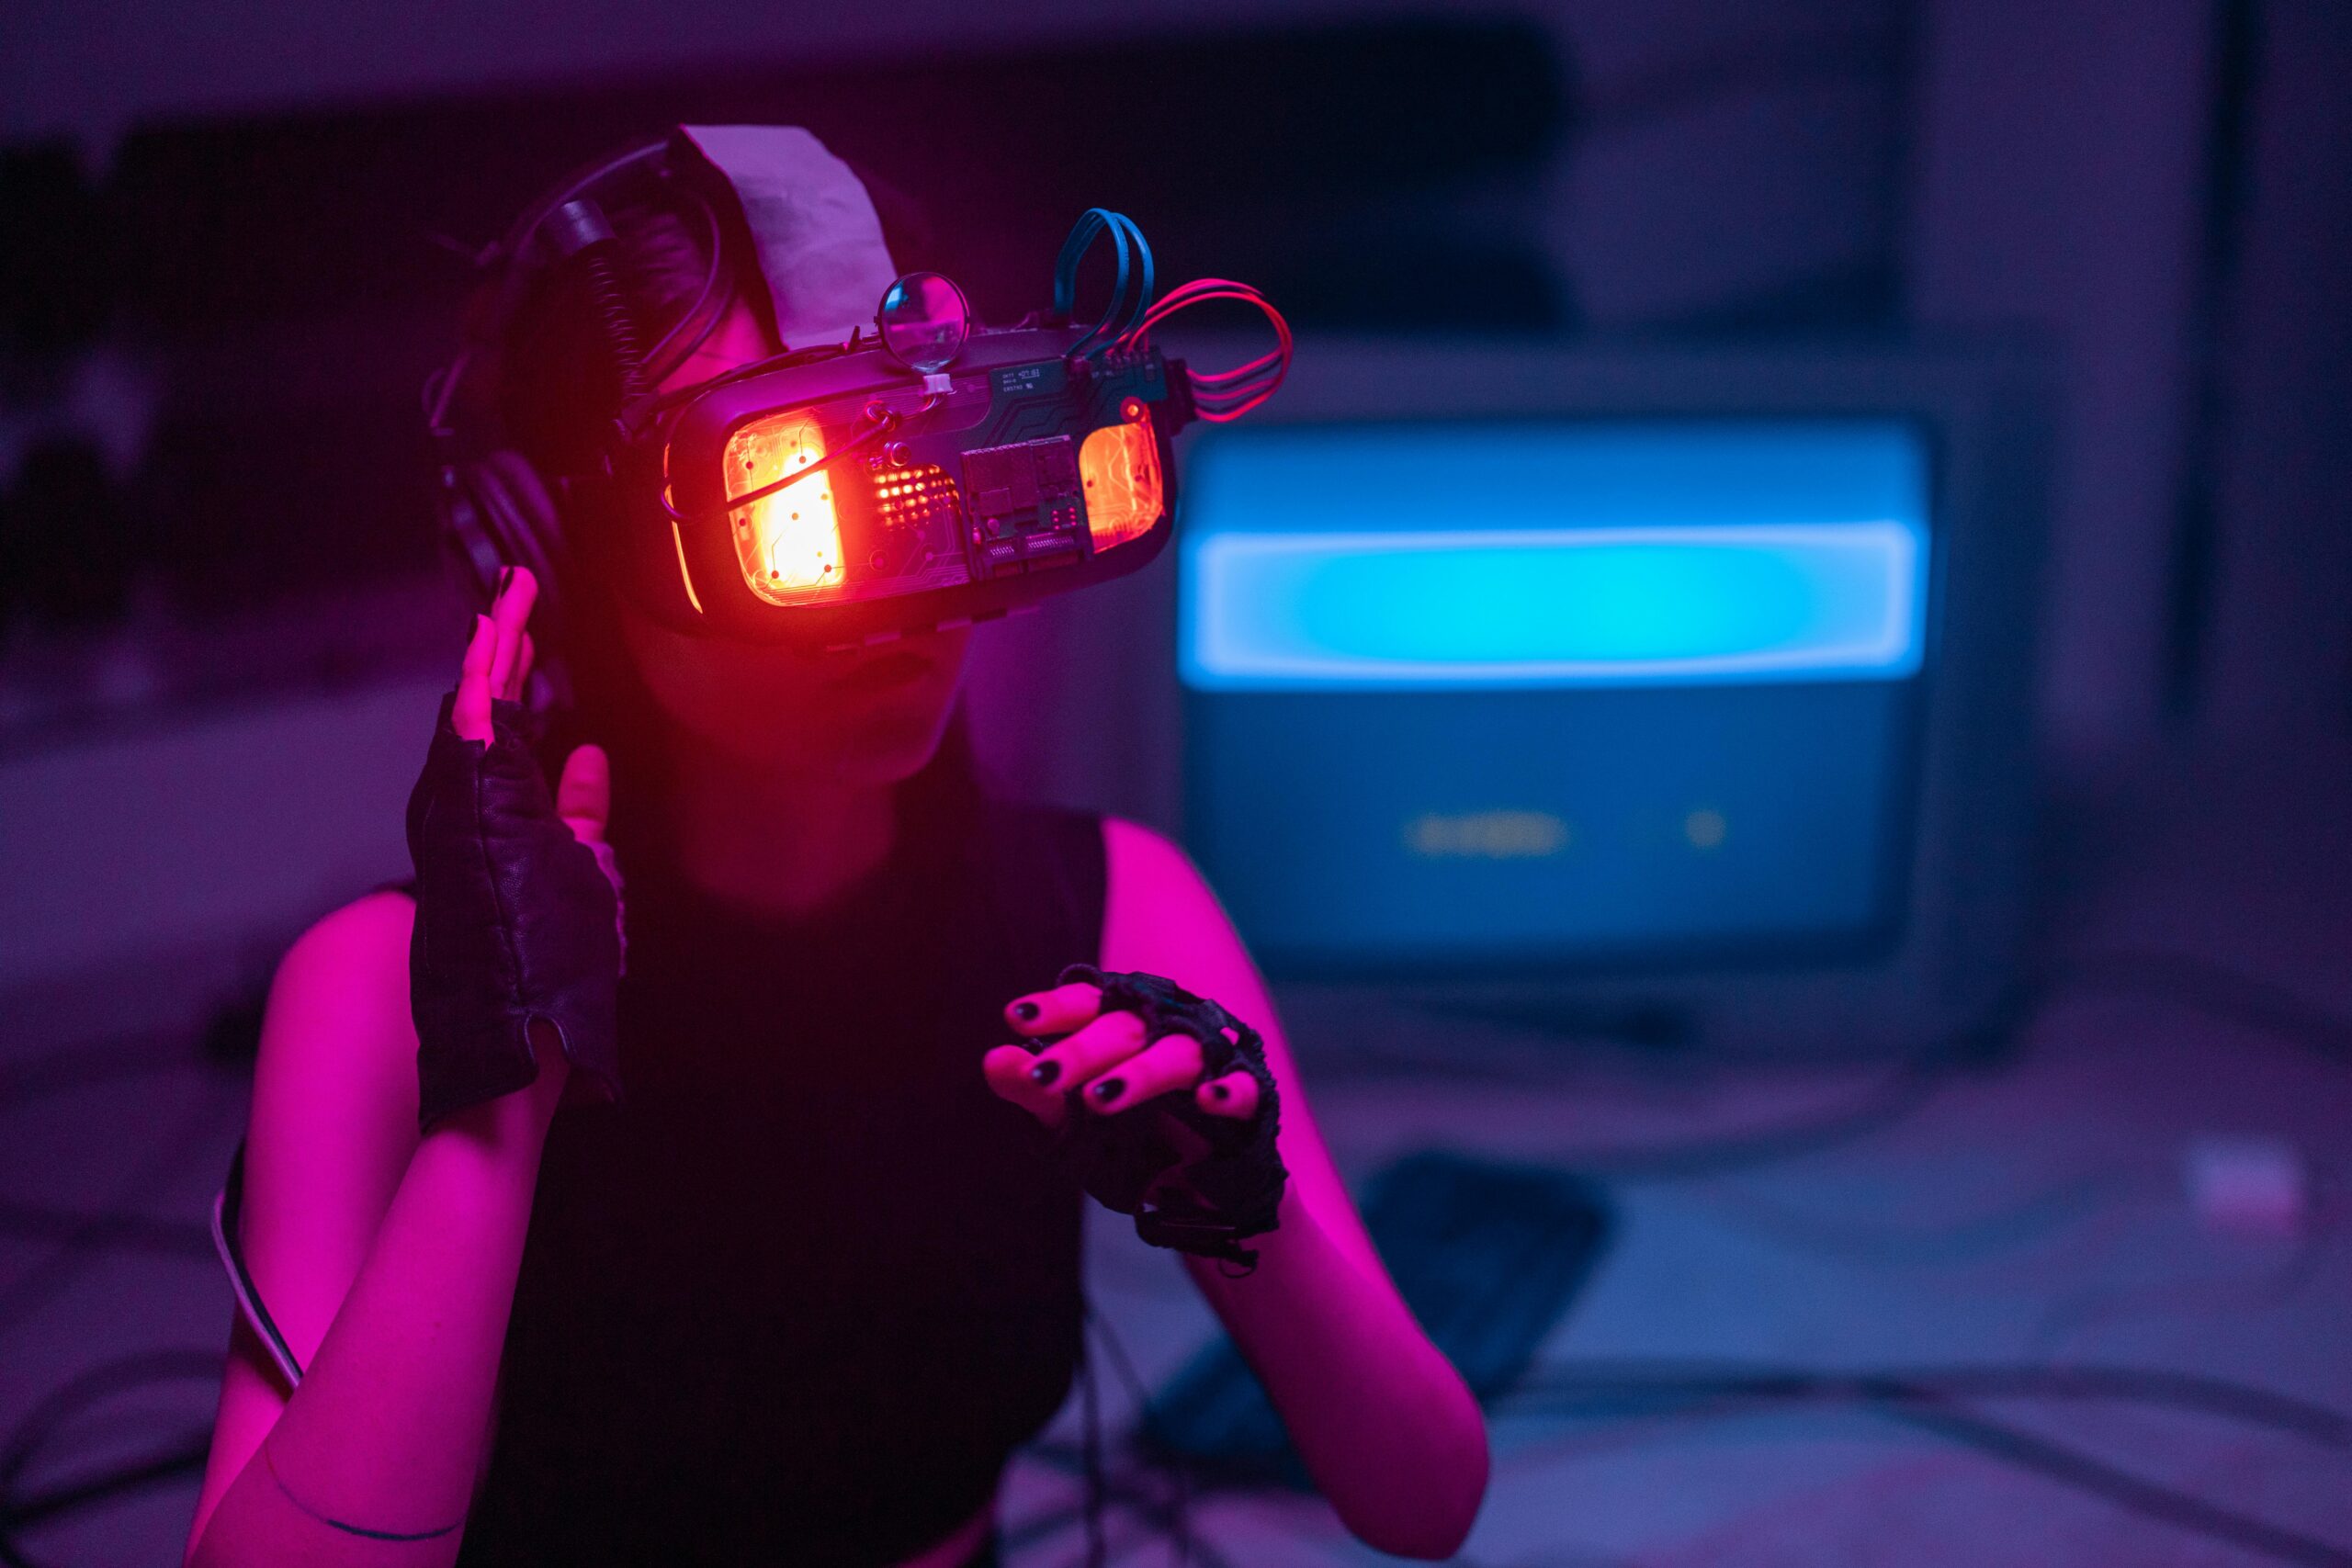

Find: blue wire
<box><xmin>1057</xmin><ymin>209</ymin><xmax>1126</xmax><ymax>357</ymax></box>
<box><xmin>1055</xmin><ymin>208</ymin><xmax>1155</xmax><ymax>359</ymax></box>
<box><xmin>1052</xmin><ymin>209</ymin><xmax>1108</xmax><ymax>317</ymax></box>
<box><xmin>1106</xmin><ymin>210</ymin><xmax>1155</xmax><ymax>344</ymax></box>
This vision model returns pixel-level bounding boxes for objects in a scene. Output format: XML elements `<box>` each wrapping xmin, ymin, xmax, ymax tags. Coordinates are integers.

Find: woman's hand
<box><xmin>983</xmin><ymin>965</ymin><xmax>1287</xmax><ymax>1267</ymax></box>
<box><xmin>407</xmin><ymin>568</ymin><xmax>624</xmax><ymax>1130</ymax></box>
<box><xmin>451</xmin><ymin>569</ymin><xmax>620</xmax><ymax>900</ymax></box>
<box><xmin>982</xmin><ymin>975</ymin><xmax>1261</xmax><ymax>1127</ymax></box>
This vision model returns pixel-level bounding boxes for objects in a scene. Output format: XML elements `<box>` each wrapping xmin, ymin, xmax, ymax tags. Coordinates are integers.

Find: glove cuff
<box><xmin>407</xmin><ymin>692</ymin><xmax>622</xmax><ymax>1130</ymax></box>
<box><xmin>1054</xmin><ymin>963</ymin><xmax>1288</xmax><ymax>1269</ymax></box>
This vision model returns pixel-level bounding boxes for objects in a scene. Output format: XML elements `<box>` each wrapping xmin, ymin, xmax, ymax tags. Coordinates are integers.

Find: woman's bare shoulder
<box><xmin>246</xmin><ymin>888</ymin><xmax>422</xmax><ymax>1208</ymax></box>
<box><xmin>282</xmin><ymin>886</ymin><xmax>414</xmax><ymax>971</ymax></box>
<box><xmin>1098</xmin><ymin>817</ymin><xmax>1244</xmax><ymax>976</ymax></box>
<box><xmin>265</xmin><ymin>889</ymin><xmax>416</xmax><ymax>1064</ymax></box>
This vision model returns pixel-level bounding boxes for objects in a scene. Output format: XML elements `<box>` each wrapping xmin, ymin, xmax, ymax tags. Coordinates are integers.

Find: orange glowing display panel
<box><xmin>1079</xmin><ymin>412</ymin><xmax>1163</xmax><ymax>549</ymax></box>
<box><xmin>724</xmin><ymin>412</ymin><xmax>846</xmax><ymax>605</ymax></box>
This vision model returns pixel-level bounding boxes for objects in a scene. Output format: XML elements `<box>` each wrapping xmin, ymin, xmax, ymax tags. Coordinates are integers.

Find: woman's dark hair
<box><xmin>495</xmin><ymin>154</ymin><xmax>935</xmax><ymax>483</ymax></box>
<box><xmin>475</xmin><ymin>143</ymin><xmax>975</xmax><ymax>853</ymax></box>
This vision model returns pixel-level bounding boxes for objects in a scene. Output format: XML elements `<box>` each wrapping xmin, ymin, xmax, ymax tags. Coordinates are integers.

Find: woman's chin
<box><xmin>826</xmin><ymin>712</ymin><xmax>958</xmax><ymax>785</ymax></box>
<box><xmin>700</xmin><ymin>692</ymin><xmax>956</xmax><ymax>784</ymax></box>
<box><xmin>631</xmin><ymin>618</ymin><xmax>972</xmax><ymax>786</ymax></box>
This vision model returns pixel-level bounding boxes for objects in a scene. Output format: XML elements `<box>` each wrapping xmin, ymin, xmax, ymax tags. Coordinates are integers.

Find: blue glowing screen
<box><xmin>1178</xmin><ymin>419</ymin><xmax>1936</xmax><ymax>973</ymax></box>
<box><xmin>1179</xmin><ymin>423</ymin><xmax>1929</xmax><ymax>690</ymax></box>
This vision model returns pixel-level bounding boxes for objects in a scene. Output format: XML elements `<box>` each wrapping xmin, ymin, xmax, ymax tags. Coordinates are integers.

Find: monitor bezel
<box><xmin>1155</xmin><ymin>333</ymin><xmax>2053</xmax><ymax>1059</ymax></box>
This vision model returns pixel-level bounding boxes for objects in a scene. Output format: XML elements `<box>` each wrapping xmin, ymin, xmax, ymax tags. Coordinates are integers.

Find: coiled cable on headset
<box><xmin>547</xmin><ymin>199</ymin><xmax>649</xmax><ymax>401</ymax></box>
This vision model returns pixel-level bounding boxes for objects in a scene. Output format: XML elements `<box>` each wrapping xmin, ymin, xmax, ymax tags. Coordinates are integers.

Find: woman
<box><xmin>183</xmin><ymin>130</ymin><xmax>1487</xmax><ymax>1567</ymax></box>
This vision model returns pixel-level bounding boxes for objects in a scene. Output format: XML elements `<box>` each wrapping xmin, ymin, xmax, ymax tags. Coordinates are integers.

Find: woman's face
<box><xmin>614</xmin><ymin>301</ymin><xmax>971</xmax><ymax>784</ymax></box>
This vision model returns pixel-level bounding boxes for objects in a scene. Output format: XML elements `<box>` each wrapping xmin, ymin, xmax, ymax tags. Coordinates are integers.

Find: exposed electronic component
<box><xmin>961</xmin><ymin>435</ymin><xmax>1088</xmax><ymax>578</ymax></box>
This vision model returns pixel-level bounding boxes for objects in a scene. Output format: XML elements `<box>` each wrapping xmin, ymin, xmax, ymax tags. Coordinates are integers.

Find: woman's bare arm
<box><xmin>187</xmin><ymin>574</ymin><xmax>608</xmax><ymax>1566</ymax></box>
<box><xmin>185</xmin><ymin>891</ymin><xmax>568</xmax><ymax>1567</ymax></box>
<box><xmin>988</xmin><ymin>818</ymin><xmax>1488</xmax><ymax>1559</ymax></box>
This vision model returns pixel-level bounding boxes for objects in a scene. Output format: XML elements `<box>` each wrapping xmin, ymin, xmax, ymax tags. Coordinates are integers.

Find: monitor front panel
<box><xmin>1178</xmin><ymin>418</ymin><xmax>1933</xmax><ymax>975</ymax></box>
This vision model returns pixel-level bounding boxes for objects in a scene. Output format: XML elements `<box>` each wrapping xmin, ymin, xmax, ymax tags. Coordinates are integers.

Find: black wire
<box><xmin>1883</xmin><ymin>1402</ymin><xmax>2352</xmax><ymax>1568</ymax></box>
<box><xmin>0</xmin><ymin>1349</ymin><xmax>221</xmax><ymax>1568</ymax></box>
<box><xmin>1732</xmin><ymin>1408</ymin><xmax>2321</xmax><ymax>1565</ymax></box>
<box><xmin>1504</xmin><ymin>1360</ymin><xmax>2352</xmax><ymax>1447</ymax></box>
<box><xmin>0</xmin><ymin>1044</ymin><xmax>232</xmax><ymax>1563</ymax></box>
<box><xmin>0</xmin><ymin>1073</ymin><xmax>232</xmax><ymax>1337</ymax></box>
<box><xmin>639</xmin><ymin>186</ymin><xmax>730</xmax><ymax>386</ymax></box>
<box><xmin>1085</xmin><ymin>1308</ymin><xmax>1191</xmax><ymax>1565</ymax></box>
<box><xmin>1506</xmin><ymin>1368</ymin><xmax>2352</xmax><ymax>1567</ymax></box>
<box><xmin>658</xmin><ymin>404</ymin><xmax>903</xmax><ymax>524</ymax></box>
<box><xmin>1029</xmin><ymin>1351</ymin><xmax>2352</xmax><ymax>1565</ymax></box>
<box><xmin>4</xmin><ymin>948</ymin><xmax>2335</xmax><ymax>1568</ymax></box>
<box><xmin>1078</xmin><ymin>1332</ymin><xmax>1106</xmax><ymax>1568</ymax></box>
<box><xmin>1017</xmin><ymin>947</ymin><xmax>2352</xmax><ymax>1563</ymax></box>
<box><xmin>0</xmin><ymin>1349</ymin><xmax>221</xmax><ymax>1502</ymax></box>
<box><xmin>1323</xmin><ymin>948</ymin><xmax>2352</xmax><ymax>1183</ymax></box>
<box><xmin>1004</xmin><ymin>1460</ymin><xmax>1240</xmax><ymax>1568</ymax></box>
<box><xmin>0</xmin><ymin>1432</ymin><xmax>209</xmax><ymax>1531</ymax></box>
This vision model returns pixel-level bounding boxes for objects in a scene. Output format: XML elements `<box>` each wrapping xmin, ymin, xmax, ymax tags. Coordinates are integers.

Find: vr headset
<box><xmin>428</xmin><ymin>124</ymin><xmax>1290</xmax><ymax>654</ymax></box>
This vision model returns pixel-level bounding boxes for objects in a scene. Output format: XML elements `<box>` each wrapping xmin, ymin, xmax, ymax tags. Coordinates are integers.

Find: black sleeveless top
<box><xmin>455</xmin><ymin>784</ymin><xmax>1102</xmax><ymax>1566</ymax></box>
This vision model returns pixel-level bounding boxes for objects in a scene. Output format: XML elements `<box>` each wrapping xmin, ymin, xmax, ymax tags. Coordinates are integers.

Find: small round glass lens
<box><xmin>876</xmin><ymin>272</ymin><xmax>972</xmax><ymax>374</ymax></box>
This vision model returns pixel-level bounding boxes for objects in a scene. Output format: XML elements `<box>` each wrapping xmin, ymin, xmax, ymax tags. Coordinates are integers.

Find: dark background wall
<box><xmin>7</xmin><ymin>0</ymin><xmax>2345</xmax><ymax>758</ymax></box>
<box><xmin>3</xmin><ymin>10</ymin><xmax>2351</xmax><ymax>1564</ymax></box>
<box><xmin>3</xmin><ymin>0</ymin><xmax>2348</xmax><ymax>1029</ymax></box>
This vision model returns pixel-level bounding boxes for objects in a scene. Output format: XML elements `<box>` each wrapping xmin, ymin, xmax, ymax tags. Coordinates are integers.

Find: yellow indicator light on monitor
<box><xmin>1079</xmin><ymin>410</ymin><xmax>1163</xmax><ymax>549</ymax></box>
<box><xmin>724</xmin><ymin>412</ymin><xmax>845</xmax><ymax>605</ymax></box>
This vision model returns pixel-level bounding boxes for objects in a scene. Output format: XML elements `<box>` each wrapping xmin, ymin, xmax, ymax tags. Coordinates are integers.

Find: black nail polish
<box><xmin>1092</xmin><ymin>1077</ymin><xmax>1125</xmax><ymax>1103</ymax></box>
<box><xmin>1028</xmin><ymin>1060</ymin><xmax>1061</xmax><ymax>1087</ymax></box>
<box><xmin>498</xmin><ymin>565</ymin><xmax>513</xmax><ymax>593</ymax></box>
<box><xmin>1012</xmin><ymin>1000</ymin><xmax>1040</xmax><ymax>1023</ymax></box>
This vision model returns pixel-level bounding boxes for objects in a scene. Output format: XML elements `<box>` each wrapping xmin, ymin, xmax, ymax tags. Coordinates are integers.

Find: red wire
<box><xmin>1125</xmin><ymin>285</ymin><xmax>1286</xmax><ymax>345</ymax></box>
<box><xmin>1115</xmin><ymin>277</ymin><xmax>1293</xmax><ymax>423</ymax></box>
<box><xmin>1192</xmin><ymin>369</ymin><xmax>1282</xmax><ymax>400</ymax></box>
<box><xmin>1197</xmin><ymin>386</ymin><xmax>1281</xmax><ymax>420</ymax></box>
<box><xmin>1191</xmin><ymin>347</ymin><xmax>1285</xmax><ymax>385</ymax></box>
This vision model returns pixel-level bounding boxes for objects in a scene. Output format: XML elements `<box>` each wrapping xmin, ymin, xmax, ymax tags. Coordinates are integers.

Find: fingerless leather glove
<box><xmin>405</xmin><ymin>693</ymin><xmax>621</xmax><ymax>1130</ymax></box>
<box><xmin>1050</xmin><ymin>964</ymin><xmax>1287</xmax><ymax>1269</ymax></box>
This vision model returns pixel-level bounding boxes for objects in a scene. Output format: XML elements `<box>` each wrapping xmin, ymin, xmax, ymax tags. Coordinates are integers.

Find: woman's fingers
<box><xmin>986</xmin><ymin>1029</ymin><xmax>1258</xmax><ymax>1128</ymax></box>
<box><xmin>1021</xmin><ymin>1007</ymin><xmax>1147</xmax><ymax>1094</ymax></box>
<box><xmin>452</xmin><ymin>567</ymin><xmax>537</xmax><ymax>742</ymax></box>
<box><xmin>1085</xmin><ymin>1032</ymin><xmax>1204</xmax><ymax>1115</ymax></box>
<box><xmin>556</xmin><ymin>744</ymin><xmax>611</xmax><ymax>844</ymax></box>
<box><xmin>452</xmin><ymin>614</ymin><xmax>497</xmax><ymax>742</ymax></box>
<box><xmin>485</xmin><ymin>568</ymin><xmax>538</xmax><ymax>699</ymax></box>
<box><xmin>983</xmin><ymin>1044</ymin><xmax>1068</xmax><ymax>1128</ymax></box>
<box><xmin>505</xmin><ymin>630</ymin><xmax>536</xmax><ymax>705</ymax></box>
<box><xmin>1004</xmin><ymin>981</ymin><xmax>1103</xmax><ymax>1038</ymax></box>
<box><xmin>1195</xmin><ymin>1070</ymin><xmax>1261</xmax><ymax>1121</ymax></box>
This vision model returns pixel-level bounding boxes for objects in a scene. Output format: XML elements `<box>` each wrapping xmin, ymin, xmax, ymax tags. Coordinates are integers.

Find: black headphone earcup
<box><xmin>440</xmin><ymin>451</ymin><xmax>566</xmax><ymax>602</ymax></box>
<box><xmin>474</xmin><ymin>451</ymin><xmax>566</xmax><ymax>593</ymax></box>
<box><xmin>437</xmin><ymin>463</ymin><xmax>506</xmax><ymax>610</ymax></box>
<box><xmin>436</xmin><ymin>449</ymin><xmax>574</xmax><ymax>715</ymax></box>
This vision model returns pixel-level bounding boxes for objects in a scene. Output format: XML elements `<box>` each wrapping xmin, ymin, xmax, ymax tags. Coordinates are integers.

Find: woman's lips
<box><xmin>824</xmin><ymin>649</ymin><xmax>934</xmax><ymax>694</ymax></box>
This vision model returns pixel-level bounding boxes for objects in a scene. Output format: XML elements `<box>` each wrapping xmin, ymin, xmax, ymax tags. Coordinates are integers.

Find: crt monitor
<box><xmin>1169</xmin><ymin>338</ymin><xmax>2051</xmax><ymax>1059</ymax></box>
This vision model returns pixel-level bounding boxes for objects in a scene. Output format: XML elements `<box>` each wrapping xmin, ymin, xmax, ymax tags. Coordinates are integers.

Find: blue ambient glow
<box><xmin>1177</xmin><ymin>422</ymin><xmax>1931</xmax><ymax>690</ymax></box>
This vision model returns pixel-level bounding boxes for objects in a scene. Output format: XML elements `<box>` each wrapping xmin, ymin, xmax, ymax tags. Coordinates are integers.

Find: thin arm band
<box><xmin>262</xmin><ymin>1440</ymin><xmax>463</xmax><ymax>1544</ymax></box>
